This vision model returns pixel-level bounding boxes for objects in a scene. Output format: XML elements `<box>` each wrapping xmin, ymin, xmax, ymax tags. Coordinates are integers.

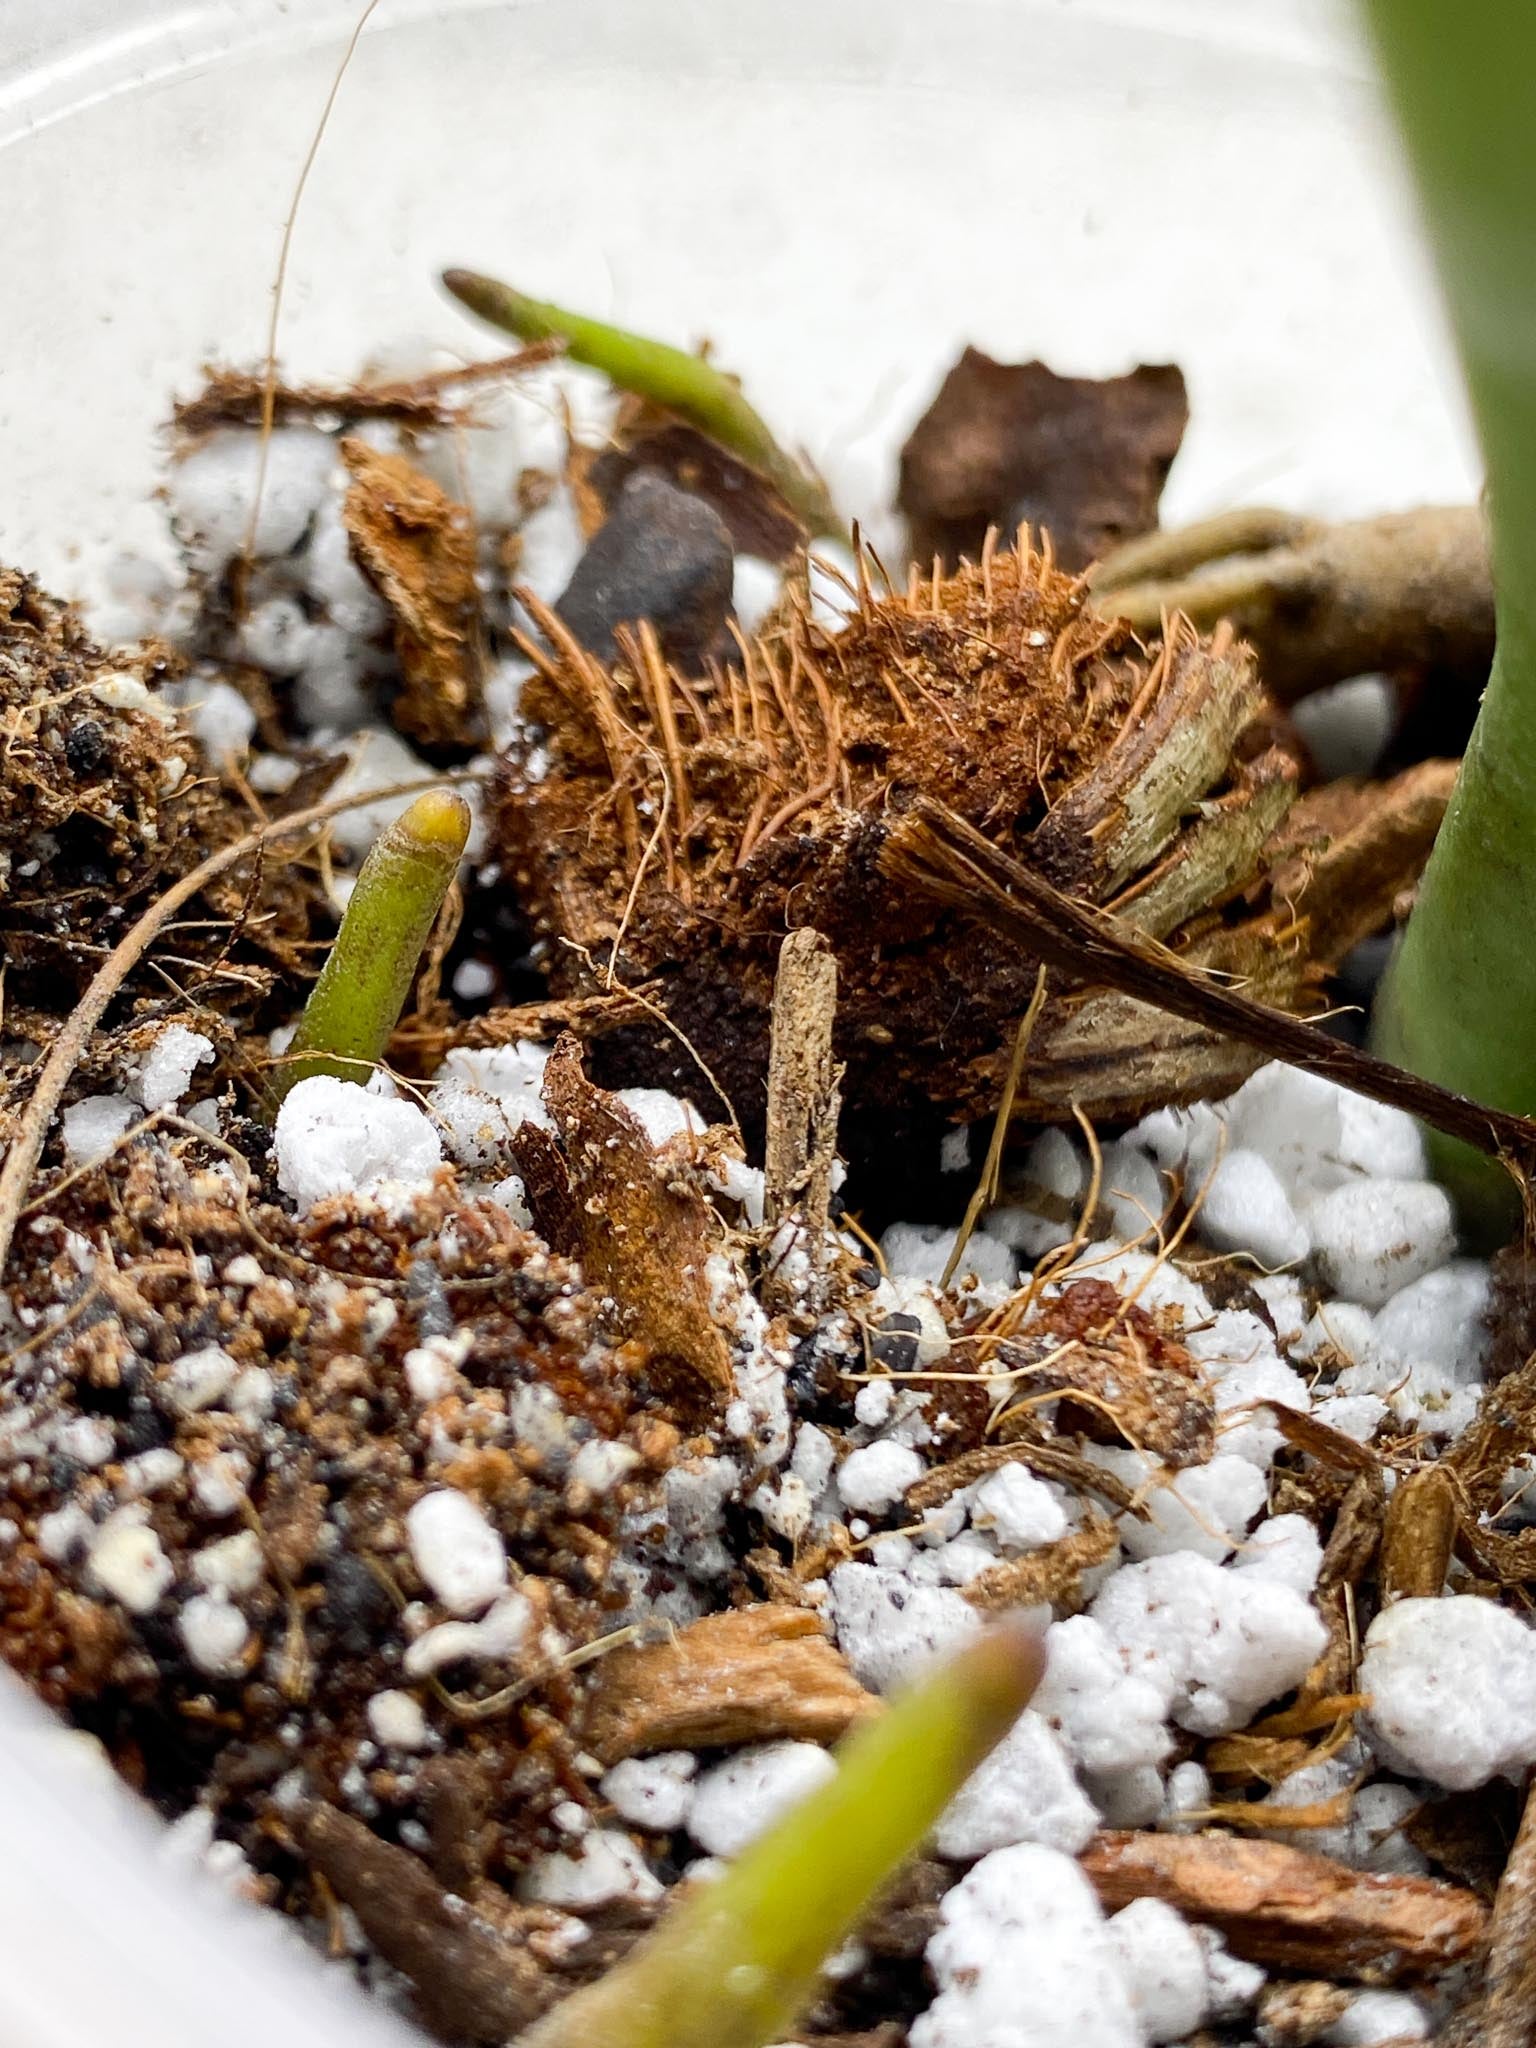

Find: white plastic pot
<box><xmin>0</xmin><ymin>3</ymin><xmax>1473</xmax><ymax>2044</ymax></box>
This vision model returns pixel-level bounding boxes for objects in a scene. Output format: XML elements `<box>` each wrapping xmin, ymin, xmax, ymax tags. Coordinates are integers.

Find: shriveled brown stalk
<box><xmin>0</xmin><ymin>775</ymin><xmax>466</xmax><ymax>1281</ymax></box>
<box><xmin>879</xmin><ymin>797</ymin><xmax>1536</xmax><ymax>1172</ymax></box>
<box><xmin>1090</xmin><ymin>503</ymin><xmax>1492</xmax><ymax>704</ymax></box>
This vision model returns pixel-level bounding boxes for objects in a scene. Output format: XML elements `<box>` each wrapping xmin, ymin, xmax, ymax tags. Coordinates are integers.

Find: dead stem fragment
<box><xmin>762</xmin><ymin>928</ymin><xmax>842</xmax><ymax>1267</ymax></box>
<box><xmin>881</xmin><ymin>797</ymin><xmax>1532</xmax><ymax>1169</ymax></box>
<box><xmin>1091</xmin><ymin>503</ymin><xmax>1493</xmax><ymax>705</ymax></box>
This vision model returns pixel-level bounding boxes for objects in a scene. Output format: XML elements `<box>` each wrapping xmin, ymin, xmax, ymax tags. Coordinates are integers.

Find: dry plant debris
<box><xmin>4</xmin><ymin>317</ymin><xmax>1536</xmax><ymax>2048</ymax></box>
<box><xmin>580</xmin><ymin>394</ymin><xmax>808</xmax><ymax>562</ymax></box>
<box><xmin>339</xmin><ymin>438</ymin><xmax>484</xmax><ymax>753</ymax></box>
<box><xmin>1091</xmin><ymin>502</ymin><xmax>1493</xmax><ymax>707</ymax></box>
<box><xmin>898</xmin><ymin>347</ymin><xmax>1189</xmax><ymax>572</ymax></box>
<box><xmin>494</xmin><ymin>537</ymin><xmax>1446</xmax><ymax>1143</ymax></box>
<box><xmin>512</xmin><ymin>1034</ymin><xmax>736</xmax><ymax>1402</ymax></box>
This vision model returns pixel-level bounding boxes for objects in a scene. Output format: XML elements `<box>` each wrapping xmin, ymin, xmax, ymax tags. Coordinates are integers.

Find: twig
<box><xmin>879</xmin><ymin>797</ymin><xmax>1536</xmax><ymax>1174</ymax></box>
<box><xmin>763</xmin><ymin>930</ymin><xmax>842</xmax><ymax>1260</ymax></box>
<box><xmin>0</xmin><ymin>775</ymin><xmax>465</xmax><ymax>1282</ymax></box>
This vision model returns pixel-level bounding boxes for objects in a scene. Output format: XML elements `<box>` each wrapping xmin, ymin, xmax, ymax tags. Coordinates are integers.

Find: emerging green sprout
<box><xmin>276</xmin><ymin>787</ymin><xmax>470</xmax><ymax>1101</ymax></box>
<box><xmin>441</xmin><ymin>267</ymin><xmax>848</xmax><ymax>543</ymax></box>
<box><xmin>520</xmin><ymin>1622</ymin><xmax>1045</xmax><ymax>2048</ymax></box>
<box><xmin>1362</xmin><ymin>0</ymin><xmax>1536</xmax><ymax>1235</ymax></box>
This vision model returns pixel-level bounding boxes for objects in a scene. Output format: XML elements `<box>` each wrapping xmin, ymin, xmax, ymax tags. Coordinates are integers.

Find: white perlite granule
<box><xmin>931</xmin><ymin>1710</ymin><xmax>1097</xmax><ymax>1860</ymax></box>
<box><xmin>86</xmin><ymin>1509</ymin><xmax>175</xmax><ymax>1614</ymax></box>
<box><xmin>601</xmin><ymin>1753</ymin><xmax>698</xmax><ymax>1833</ymax></box>
<box><xmin>913</xmin><ymin>1843</ymin><xmax>1139</xmax><ymax>2048</ymax></box>
<box><xmin>178</xmin><ymin>1591</ymin><xmax>251</xmax><ymax>1677</ymax></box>
<box><xmin>405</xmin><ymin>1490</ymin><xmax>508</xmax><ymax>1617</ymax></box>
<box><xmin>367</xmin><ymin>1690</ymin><xmax>430</xmax><ymax>1751</ymax></box>
<box><xmin>1362</xmin><ymin>1596</ymin><xmax>1536</xmax><ymax>1789</ymax></box>
<box><xmin>273</xmin><ymin>1075</ymin><xmax>442</xmax><ymax>1212</ymax></box>
<box><xmin>130</xmin><ymin>1024</ymin><xmax>215</xmax><ymax>1111</ymax></box>
<box><xmin>61</xmin><ymin>1094</ymin><xmax>137</xmax><ymax>1166</ymax></box>
<box><xmin>520</xmin><ymin>1829</ymin><xmax>662</xmax><ymax>1910</ymax></box>
<box><xmin>687</xmin><ymin>1742</ymin><xmax>839</xmax><ymax>1858</ymax></box>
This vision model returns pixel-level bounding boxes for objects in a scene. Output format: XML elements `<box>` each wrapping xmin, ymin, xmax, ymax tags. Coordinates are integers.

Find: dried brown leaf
<box><xmin>898</xmin><ymin>348</ymin><xmax>1188</xmax><ymax>572</ymax></box>
<box><xmin>533</xmin><ymin>1035</ymin><xmax>734</xmax><ymax>1402</ymax></box>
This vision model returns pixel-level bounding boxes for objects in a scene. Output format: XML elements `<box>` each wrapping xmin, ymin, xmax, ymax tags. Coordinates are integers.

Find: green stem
<box><xmin>441</xmin><ymin>268</ymin><xmax>849</xmax><ymax>544</ymax></box>
<box><xmin>519</xmin><ymin>1622</ymin><xmax>1044</xmax><ymax>2048</ymax></box>
<box><xmin>1362</xmin><ymin>0</ymin><xmax>1536</xmax><ymax>1238</ymax></box>
<box><xmin>276</xmin><ymin>789</ymin><xmax>470</xmax><ymax>1102</ymax></box>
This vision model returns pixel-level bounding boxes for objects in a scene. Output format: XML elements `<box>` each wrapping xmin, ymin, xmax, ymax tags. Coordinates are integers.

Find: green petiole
<box><xmin>441</xmin><ymin>267</ymin><xmax>848</xmax><ymax>544</ymax></box>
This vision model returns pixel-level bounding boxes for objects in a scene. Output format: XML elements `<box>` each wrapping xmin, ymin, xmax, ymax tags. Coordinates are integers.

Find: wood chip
<box><xmin>1079</xmin><ymin>1830</ymin><xmax>1487</xmax><ymax>1984</ymax></box>
<box><xmin>583</xmin><ymin>1603</ymin><xmax>880</xmax><ymax>1763</ymax></box>
<box><xmin>339</xmin><ymin>438</ymin><xmax>483</xmax><ymax>752</ymax></box>
<box><xmin>296</xmin><ymin>1801</ymin><xmax>545</xmax><ymax>2042</ymax></box>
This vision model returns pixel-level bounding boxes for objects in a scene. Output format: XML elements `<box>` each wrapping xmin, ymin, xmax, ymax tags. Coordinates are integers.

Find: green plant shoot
<box><xmin>1362</xmin><ymin>0</ymin><xmax>1536</xmax><ymax>1235</ymax></box>
<box><xmin>277</xmin><ymin>788</ymin><xmax>470</xmax><ymax>1102</ymax></box>
<box><xmin>441</xmin><ymin>268</ymin><xmax>848</xmax><ymax>543</ymax></box>
<box><xmin>518</xmin><ymin>1621</ymin><xmax>1045</xmax><ymax>2048</ymax></box>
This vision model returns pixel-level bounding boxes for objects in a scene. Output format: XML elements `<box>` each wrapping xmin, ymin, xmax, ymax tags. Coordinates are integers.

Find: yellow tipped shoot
<box><xmin>275</xmin><ymin>788</ymin><xmax>470</xmax><ymax>1103</ymax></box>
